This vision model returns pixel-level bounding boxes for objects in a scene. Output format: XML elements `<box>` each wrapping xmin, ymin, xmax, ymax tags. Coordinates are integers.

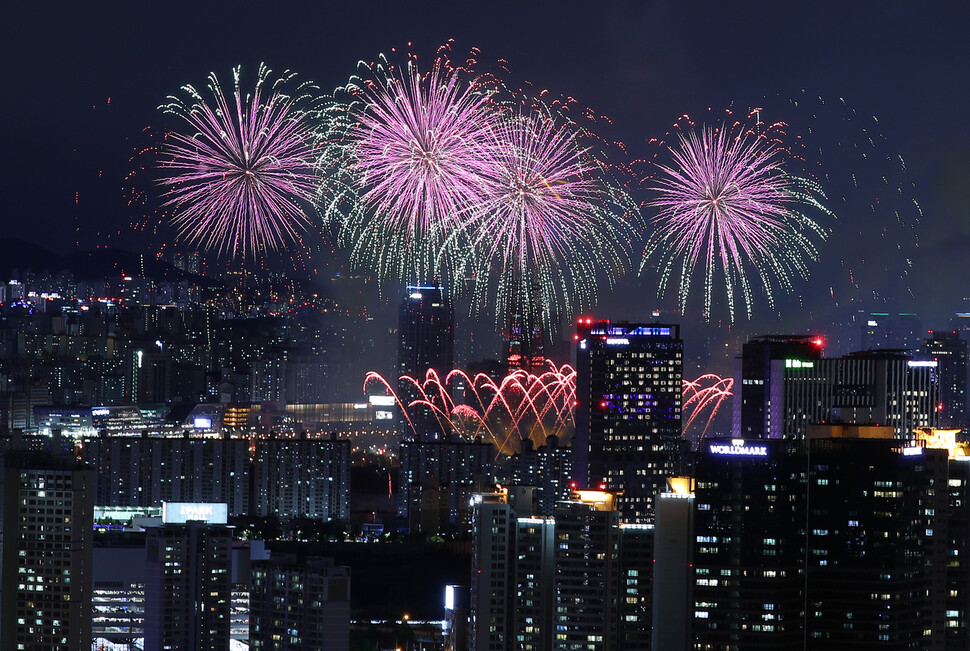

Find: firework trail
<box><xmin>772</xmin><ymin>92</ymin><xmax>922</xmax><ymax>313</ymax></box>
<box><xmin>321</xmin><ymin>44</ymin><xmax>499</xmax><ymax>285</ymax></box>
<box><xmin>682</xmin><ymin>374</ymin><xmax>734</xmax><ymax>441</ymax></box>
<box><xmin>457</xmin><ymin>101</ymin><xmax>638</xmax><ymax>338</ymax></box>
<box><xmin>363</xmin><ymin>361</ymin><xmax>577</xmax><ymax>457</ymax></box>
<box><xmin>641</xmin><ymin>109</ymin><xmax>832</xmax><ymax>323</ymax></box>
<box><xmin>156</xmin><ymin>64</ymin><xmax>322</xmax><ymax>259</ymax></box>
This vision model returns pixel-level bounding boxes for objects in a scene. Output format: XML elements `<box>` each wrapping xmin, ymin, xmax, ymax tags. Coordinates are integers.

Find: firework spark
<box><xmin>682</xmin><ymin>374</ymin><xmax>734</xmax><ymax>441</ymax></box>
<box><xmin>457</xmin><ymin>103</ymin><xmax>638</xmax><ymax>337</ymax></box>
<box><xmin>157</xmin><ymin>64</ymin><xmax>321</xmax><ymax>258</ymax></box>
<box><xmin>641</xmin><ymin>110</ymin><xmax>832</xmax><ymax>322</ymax></box>
<box><xmin>323</xmin><ymin>45</ymin><xmax>499</xmax><ymax>284</ymax></box>
<box><xmin>364</xmin><ymin>361</ymin><xmax>577</xmax><ymax>457</ymax></box>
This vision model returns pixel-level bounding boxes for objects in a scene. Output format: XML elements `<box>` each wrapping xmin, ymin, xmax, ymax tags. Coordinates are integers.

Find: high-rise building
<box><xmin>0</xmin><ymin>447</ymin><xmax>94</xmax><ymax>651</ymax></box>
<box><xmin>691</xmin><ymin>438</ymin><xmax>806</xmax><ymax>650</ymax></box>
<box><xmin>922</xmin><ymin>331</ymin><xmax>968</xmax><ymax>429</ymax></box>
<box><xmin>651</xmin><ymin>477</ymin><xmax>694</xmax><ymax>651</ymax></box>
<box><xmin>508</xmin><ymin>435</ymin><xmax>572</xmax><ymax>516</ymax></box>
<box><xmin>553</xmin><ymin>491</ymin><xmax>621</xmax><ymax>650</ymax></box>
<box><xmin>860</xmin><ymin>311</ymin><xmax>923</xmax><ymax>352</ymax></box>
<box><xmin>398</xmin><ymin>285</ymin><xmax>454</xmax><ymax>440</ymax></box>
<box><xmin>250</xmin><ymin>553</ymin><xmax>350</xmax><ymax>650</ymax></box>
<box><xmin>686</xmin><ymin>430</ymin><xmax>956</xmax><ymax>650</ymax></box>
<box><xmin>574</xmin><ymin>319</ymin><xmax>684</xmax><ymax>522</ymax></box>
<box><xmin>253</xmin><ymin>437</ymin><xmax>350</xmax><ymax>522</ymax></box>
<box><xmin>468</xmin><ymin>488</ymin><xmax>652</xmax><ymax>651</ymax></box>
<box><xmin>734</xmin><ymin>343</ymin><xmax>940</xmax><ymax>440</ymax></box>
<box><xmin>805</xmin><ymin>434</ymin><xmax>945</xmax><ymax>649</ymax></box>
<box><xmin>945</xmin><ymin>456</ymin><xmax>970</xmax><ymax>650</ymax></box>
<box><xmin>144</xmin><ymin>508</ymin><xmax>233</xmax><ymax>651</ymax></box>
<box><xmin>398</xmin><ymin>439</ymin><xmax>493</xmax><ymax>534</ymax></box>
<box><xmin>733</xmin><ymin>334</ymin><xmax>824</xmax><ymax>438</ymax></box>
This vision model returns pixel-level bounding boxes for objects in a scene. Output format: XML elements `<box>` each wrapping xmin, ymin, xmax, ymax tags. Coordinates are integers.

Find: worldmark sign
<box><xmin>708</xmin><ymin>440</ymin><xmax>768</xmax><ymax>457</ymax></box>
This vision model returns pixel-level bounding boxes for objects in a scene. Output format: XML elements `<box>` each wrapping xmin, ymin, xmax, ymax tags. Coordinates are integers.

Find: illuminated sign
<box><xmin>375</xmin><ymin>410</ymin><xmax>394</xmax><ymax>420</ymax></box>
<box><xmin>606</xmin><ymin>337</ymin><xmax>630</xmax><ymax>345</ymax></box>
<box><xmin>785</xmin><ymin>359</ymin><xmax>814</xmax><ymax>369</ymax></box>
<box><xmin>445</xmin><ymin>585</ymin><xmax>455</xmax><ymax>611</ymax></box>
<box><xmin>902</xmin><ymin>446</ymin><xmax>923</xmax><ymax>456</ymax></box>
<box><xmin>908</xmin><ymin>360</ymin><xmax>938</xmax><ymax>368</ymax></box>
<box><xmin>409</xmin><ymin>292</ymin><xmax>422</xmax><ymax>299</ymax></box>
<box><xmin>161</xmin><ymin>502</ymin><xmax>228</xmax><ymax>524</ymax></box>
<box><xmin>709</xmin><ymin>439</ymin><xmax>768</xmax><ymax>457</ymax></box>
<box><xmin>193</xmin><ymin>417</ymin><xmax>213</xmax><ymax>429</ymax></box>
<box><xmin>91</xmin><ymin>408</ymin><xmax>110</xmax><ymax>417</ymax></box>
<box><xmin>867</xmin><ymin>320</ymin><xmax>878</xmax><ymax>327</ymax></box>
<box><xmin>353</xmin><ymin>403</ymin><xmax>368</xmax><ymax>410</ymax></box>
<box><xmin>369</xmin><ymin>395</ymin><xmax>396</xmax><ymax>407</ymax></box>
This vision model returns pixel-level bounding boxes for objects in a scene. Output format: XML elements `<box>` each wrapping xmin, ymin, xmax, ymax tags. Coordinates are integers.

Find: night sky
<box><xmin>4</xmin><ymin>2</ymin><xmax>970</xmax><ymax>372</ymax></box>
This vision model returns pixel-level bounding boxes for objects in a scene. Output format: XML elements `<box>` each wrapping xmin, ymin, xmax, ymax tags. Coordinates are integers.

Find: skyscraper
<box><xmin>733</xmin><ymin>334</ymin><xmax>824</xmax><ymax>438</ymax></box>
<box><xmin>574</xmin><ymin>319</ymin><xmax>683</xmax><ymax>521</ymax></box>
<box><xmin>250</xmin><ymin>553</ymin><xmax>350</xmax><ymax>650</ymax></box>
<box><xmin>144</xmin><ymin>506</ymin><xmax>233</xmax><ymax>651</ymax></box>
<box><xmin>0</xmin><ymin>447</ymin><xmax>94</xmax><ymax>651</ymax></box>
<box><xmin>398</xmin><ymin>285</ymin><xmax>454</xmax><ymax>440</ymax></box>
<box><xmin>922</xmin><ymin>330</ymin><xmax>968</xmax><ymax>429</ymax></box>
<box><xmin>734</xmin><ymin>342</ymin><xmax>940</xmax><ymax>440</ymax></box>
<box><xmin>691</xmin><ymin>438</ymin><xmax>805</xmax><ymax>650</ymax></box>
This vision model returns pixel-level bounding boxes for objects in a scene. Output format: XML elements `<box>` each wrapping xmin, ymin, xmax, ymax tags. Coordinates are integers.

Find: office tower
<box><xmin>691</xmin><ymin>439</ymin><xmax>806</xmax><ymax>650</ymax></box>
<box><xmin>922</xmin><ymin>330</ymin><xmax>968</xmax><ymax>428</ymax></box>
<box><xmin>860</xmin><ymin>311</ymin><xmax>923</xmax><ymax>351</ymax></box>
<box><xmin>733</xmin><ymin>334</ymin><xmax>823</xmax><ymax>438</ymax></box>
<box><xmin>398</xmin><ymin>285</ymin><xmax>454</xmax><ymax>440</ymax></box>
<box><xmin>735</xmin><ymin>344</ymin><xmax>940</xmax><ymax>441</ymax></box>
<box><xmin>651</xmin><ymin>478</ymin><xmax>694</xmax><ymax>651</ymax></box>
<box><xmin>144</xmin><ymin>508</ymin><xmax>233</xmax><ymax>651</ymax></box>
<box><xmin>250</xmin><ymin>553</ymin><xmax>350</xmax><ymax>650</ymax></box>
<box><xmin>687</xmin><ymin>429</ymin><xmax>954</xmax><ymax>650</ymax></box>
<box><xmin>0</xmin><ymin>448</ymin><xmax>94</xmax><ymax>651</ymax></box>
<box><xmin>574</xmin><ymin>319</ymin><xmax>684</xmax><ymax>522</ymax></box>
<box><xmin>508</xmin><ymin>435</ymin><xmax>572</xmax><ymax>516</ymax></box>
<box><xmin>398</xmin><ymin>439</ymin><xmax>494</xmax><ymax>534</ymax></box>
<box><xmin>805</xmin><ymin>434</ymin><xmax>945</xmax><ymax>649</ymax></box>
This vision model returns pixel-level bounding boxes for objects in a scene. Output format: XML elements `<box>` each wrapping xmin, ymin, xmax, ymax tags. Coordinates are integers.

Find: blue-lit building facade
<box><xmin>575</xmin><ymin>320</ymin><xmax>683</xmax><ymax>522</ymax></box>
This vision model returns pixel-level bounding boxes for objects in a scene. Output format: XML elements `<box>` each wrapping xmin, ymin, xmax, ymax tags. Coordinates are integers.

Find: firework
<box><xmin>682</xmin><ymin>374</ymin><xmax>734</xmax><ymax>441</ymax></box>
<box><xmin>363</xmin><ymin>361</ymin><xmax>577</xmax><ymax>457</ymax></box>
<box><xmin>641</xmin><ymin>110</ymin><xmax>832</xmax><ymax>323</ymax></box>
<box><xmin>156</xmin><ymin>64</ymin><xmax>321</xmax><ymax>258</ymax></box>
<box><xmin>458</xmin><ymin>102</ymin><xmax>638</xmax><ymax>338</ymax></box>
<box><xmin>323</xmin><ymin>45</ymin><xmax>499</xmax><ymax>284</ymax></box>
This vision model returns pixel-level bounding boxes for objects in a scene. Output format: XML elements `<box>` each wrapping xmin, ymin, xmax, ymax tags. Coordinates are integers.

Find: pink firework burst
<box><xmin>331</xmin><ymin>44</ymin><xmax>499</xmax><ymax>283</ymax></box>
<box><xmin>458</xmin><ymin>103</ymin><xmax>636</xmax><ymax>336</ymax></box>
<box><xmin>156</xmin><ymin>64</ymin><xmax>322</xmax><ymax>259</ymax></box>
<box><xmin>642</xmin><ymin>109</ymin><xmax>832</xmax><ymax>323</ymax></box>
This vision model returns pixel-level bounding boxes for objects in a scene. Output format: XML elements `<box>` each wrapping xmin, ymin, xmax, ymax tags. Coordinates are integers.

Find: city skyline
<box><xmin>3</xmin><ymin>3</ymin><xmax>968</xmax><ymax>367</ymax></box>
